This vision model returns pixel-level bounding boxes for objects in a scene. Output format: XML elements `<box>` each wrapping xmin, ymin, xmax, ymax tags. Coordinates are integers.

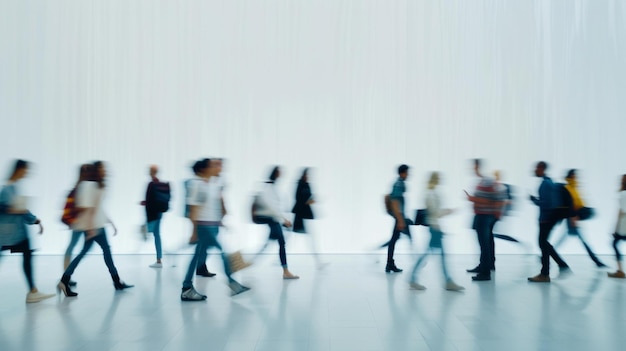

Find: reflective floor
<box><xmin>0</xmin><ymin>253</ymin><xmax>624</xmax><ymax>351</ymax></box>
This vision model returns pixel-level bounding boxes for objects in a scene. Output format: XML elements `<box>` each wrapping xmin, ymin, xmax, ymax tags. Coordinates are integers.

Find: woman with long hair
<box><xmin>292</xmin><ymin>168</ymin><xmax>326</xmax><ymax>268</ymax></box>
<box><xmin>253</xmin><ymin>166</ymin><xmax>299</xmax><ymax>279</ymax></box>
<box><xmin>57</xmin><ymin>161</ymin><xmax>133</xmax><ymax>297</ymax></box>
<box><xmin>0</xmin><ymin>159</ymin><xmax>55</xmax><ymax>302</ymax></box>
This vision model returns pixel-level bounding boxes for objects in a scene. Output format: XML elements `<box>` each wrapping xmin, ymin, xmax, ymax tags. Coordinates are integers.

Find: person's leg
<box><xmin>183</xmin><ymin>226</ymin><xmax>210</xmax><ymax>289</ymax></box>
<box><xmin>63</xmin><ymin>232</ymin><xmax>95</xmax><ymax>278</ymax></box>
<box><xmin>473</xmin><ymin>215</ymin><xmax>493</xmax><ymax>280</ymax></box>
<box><xmin>609</xmin><ymin>234</ymin><xmax>626</xmax><ymax>277</ymax></box>
<box><xmin>64</xmin><ymin>231</ymin><xmax>82</xmax><ymax>269</ymax></box>
<box><xmin>546</xmin><ymin>219</ymin><xmax>568</xmax><ymax>269</ymax></box>
<box><xmin>489</xmin><ymin>219</ymin><xmax>497</xmax><ymax>269</ymax></box>
<box><xmin>571</xmin><ymin>225</ymin><xmax>605</xmax><ymax>266</ymax></box>
<box><xmin>18</xmin><ymin>240</ymin><xmax>35</xmax><ymax>291</ymax></box>
<box><xmin>148</xmin><ymin>220</ymin><xmax>162</xmax><ymax>264</ymax></box>
<box><xmin>410</xmin><ymin>249</ymin><xmax>430</xmax><ymax>283</ymax></box>
<box><xmin>386</xmin><ymin>219</ymin><xmax>402</xmax><ymax>272</ymax></box>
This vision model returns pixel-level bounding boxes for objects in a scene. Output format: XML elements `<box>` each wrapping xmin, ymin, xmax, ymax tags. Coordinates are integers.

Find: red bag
<box><xmin>61</xmin><ymin>189</ymin><xmax>81</xmax><ymax>227</ymax></box>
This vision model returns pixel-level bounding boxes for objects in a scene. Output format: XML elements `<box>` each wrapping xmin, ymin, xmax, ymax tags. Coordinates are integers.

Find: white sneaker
<box><xmin>445</xmin><ymin>280</ymin><xmax>465</xmax><ymax>292</ymax></box>
<box><xmin>181</xmin><ymin>287</ymin><xmax>206</xmax><ymax>301</ymax></box>
<box><xmin>149</xmin><ymin>262</ymin><xmax>163</xmax><ymax>268</ymax></box>
<box><xmin>229</xmin><ymin>281</ymin><xmax>251</xmax><ymax>296</ymax></box>
<box><xmin>409</xmin><ymin>282</ymin><xmax>426</xmax><ymax>290</ymax></box>
<box><xmin>26</xmin><ymin>291</ymin><xmax>55</xmax><ymax>303</ymax></box>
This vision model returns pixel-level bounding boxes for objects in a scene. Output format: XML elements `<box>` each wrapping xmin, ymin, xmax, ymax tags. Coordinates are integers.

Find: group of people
<box><xmin>2</xmin><ymin>157</ymin><xmax>626</xmax><ymax>303</ymax></box>
<box><xmin>383</xmin><ymin>159</ymin><xmax>626</xmax><ymax>292</ymax></box>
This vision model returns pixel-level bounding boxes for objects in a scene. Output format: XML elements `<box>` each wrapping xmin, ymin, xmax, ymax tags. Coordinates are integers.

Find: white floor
<box><xmin>0</xmin><ymin>252</ymin><xmax>624</xmax><ymax>351</ymax></box>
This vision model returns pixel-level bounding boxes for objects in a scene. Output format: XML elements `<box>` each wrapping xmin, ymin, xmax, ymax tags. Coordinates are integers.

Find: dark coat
<box><xmin>292</xmin><ymin>181</ymin><xmax>314</xmax><ymax>232</ymax></box>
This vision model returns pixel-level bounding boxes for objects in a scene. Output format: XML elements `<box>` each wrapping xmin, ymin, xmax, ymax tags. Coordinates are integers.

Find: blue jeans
<box><xmin>183</xmin><ymin>225</ymin><xmax>232</xmax><ymax>289</ymax></box>
<box><xmin>63</xmin><ymin>228</ymin><xmax>118</xmax><ymax>277</ymax></box>
<box><xmin>253</xmin><ymin>216</ymin><xmax>288</xmax><ymax>267</ymax></box>
<box><xmin>64</xmin><ymin>231</ymin><xmax>83</xmax><ymax>260</ymax></box>
<box><xmin>474</xmin><ymin>214</ymin><xmax>496</xmax><ymax>276</ymax></box>
<box><xmin>147</xmin><ymin>219</ymin><xmax>162</xmax><ymax>260</ymax></box>
<box><xmin>410</xmin><ymin>228</ymin><xmax>449</xmax><ymax>282</ymax></box>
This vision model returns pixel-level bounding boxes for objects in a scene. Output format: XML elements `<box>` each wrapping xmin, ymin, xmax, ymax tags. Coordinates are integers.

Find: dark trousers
<box><xmin>64</xmin><ymin>229</ymin><xmax>118</xmax><ymax>278</ymax></box>
<box><xmin>613</xmin><ymin>234</ymin><xmax>626</xmax><ymax>261</ymax></box>
<box><xmin>254</xmin><ymin>216</ymin><xmax>288</xmax><ymax>267</ymax></box>
<box><xmin>539</xmin><ymin>218</ymin><xmax>568</xmax><ymax>276</ymax></box>
<box><xmin>474</xmin><ymin>214</ymin><xmax>496</xmax><ymax>276</ymax></box>
<box><xmin>1</xmin><ymin>239</ymin><xmax>34</xmax><ymax>290</ymax></box>
<box><xmin>387</xmin><ymin>218</ymin><xmax>411</xmax><ymax>264</ymax></box>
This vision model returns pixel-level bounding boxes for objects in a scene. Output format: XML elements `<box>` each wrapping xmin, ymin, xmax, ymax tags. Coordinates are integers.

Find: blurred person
<box><xmin>291</xmin><ymin>168</ymin><xmax>327</xmax><ymax>269</ymax></box>
<box><xmin>464</xmin><ymin>160</ymin><xmax>506</xmax><ymax>281</ymax></box>
<box><xmin>182</xmin><ymin>158</ymin><xmax>249</xmax><ymax>300</ymax></box>
<box><xmin>409</xmin><ymin>172</ymin><xmax>464</xmax><ymax>291</ymax></box>
<box><xmin>466</xmin><ymin>159</ymin><xmax>498</xmax><ymax>273</ymax></box>
<box><xmin>491</xmin><ymin>170</ymin><xmax>522</xmax><ymax>244</ymax></box>
<box><xmin>528</xmin><ymin>161</ymin><xmax>570</xmax><ymax>283</ymax></box>
<box><xmin>141</xmin><ymin>165</ymin><xmax>171</xmax><ymax>268</ymax></box>
<box><xmin>608</xmin><ymin>175</ymin><xmax>626</xmax><ymax>278</ymax></box>
<box><xmin>384</xmin><ymin>164</ymin><xmax>412</xmax><ymax>273</ymax></box>
<box><xmin>185</xmin><ymin>160</ymin><xmax>216</xmax><ymax>277</ymax></box>
<box><xmin>252</xmin><ymin>166</ymin><xmax>299</xmax><ymax>279</ymax></box>
<box><xmin>551</xmin><ymin>169</ymin><xmax>606</xmax><ymax>268</ymax></box>
<box><xmin>0</xmin><ymin>160</ymin><xmax>55</xmax><ymax>303</ymax></box>
<box><xmin>57</xmin><ymin>161</ymin><xmax>133</xmax><ymax>297</ymax></box>
<box><xmin>62</xmin><ymin>164</ymin><xmax>92</xmax><ymax>286</ymax></box>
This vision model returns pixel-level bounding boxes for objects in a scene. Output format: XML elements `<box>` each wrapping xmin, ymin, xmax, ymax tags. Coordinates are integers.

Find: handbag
<box><xmin>0</xmin><ymin>214</ymin><xmax>27</xmax><ymax>247</ymax></box>
<box><xmin>228</xmin><ymin>251</ymin><xmax>252</xmax><ymax>273</ymax></box>
<box><xmin>414</xmin><ymin>209</ymin><xmax>429</xmax><ymax>226</ymax></box>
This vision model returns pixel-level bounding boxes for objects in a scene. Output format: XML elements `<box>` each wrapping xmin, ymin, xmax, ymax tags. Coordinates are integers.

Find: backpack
<box><xmin>552</xmin><ymin>183</ymin><xmax>574</xmax><ymax>220</ymax></box>
<box><xmin>151</xmin><ymin>182</ymin><xmax>171</xmax><ymax>213</ymax></box>
<box><xmin>414</xmin><ymin>209</ymin><xmax>428</xmax><ymax>226</ymax></box>
<box><xmin>61</xmin><ymin>188</ymin><xmax>82</xmax><ymax>227</ymax></box>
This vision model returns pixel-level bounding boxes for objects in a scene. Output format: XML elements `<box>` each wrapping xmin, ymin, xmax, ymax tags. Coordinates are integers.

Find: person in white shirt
<box><xmin>58</xmin><ymin>161</ymin><xmax>133</xmax><ymax>297</ymax></box>
<box><xmin>253</xmin><ymin>166</ymin><xmax>299</xmax><ymax>279</ymax></box>
<box><xmin>181</xmin><ymin>158</ymin><xmax>249</xmax><ymax>301</ymax></box>
<box><xmin>409</xmin><ymin>172</ymin><xmax>464</xmax><ymax>291</ymax></box>
<box><xmin>609</xmin><ymin>174</ymin><xmax>626</xmax><ymax>278</ymax></box>
<box><xmin>0</xmin><ymin>160</ymin><xmax>55</xmax><ymax>303</ymax></box>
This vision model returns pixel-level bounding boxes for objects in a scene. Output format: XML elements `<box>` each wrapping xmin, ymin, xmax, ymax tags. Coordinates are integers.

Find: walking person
<box><xmin>464</xmin><ymin>163</ymin><xmax>506</xmax><ymax>282</ymax></box>
<box><xmin>181</xmin><ymin>158</ymin><xmax>249</xmax><ymax>300</ymax></box>
<box><xmin>186</xmin><ymin>160</ymin><xmax>216</xmax><ymax>277</ymax></box>
<box><xmin>252</xmin><ymin>166</ymin><xmax>299</xmax><ymax>279</ymax></box>
<box><xmin>0</xmin><ymin>160</ymin><xmax>55</xmax><ymax>303</ymax></box>
<box><xmin>528</xmin><ymin>161</ymin><xmax>570</xmax><ymax>283</ymax></box>
<box><xmin>57</xmin><ymin>161</ymin><xmax>133</xmax><ymax>297</ymax></box>
<box><xmin>291</xmin><ymin>168</ymin><xmax>326</xmax><ymax>269</ymax></box>
<box><xmin>552</xmin><ymin>169</ymin><xmax>606</xmax><ymax>268</ymax></box>
<box><xmin>142</xmin><ymin>165</ymin><xmax>171</xmax><ymax>268</ymax></box>
<box><xmin>409</xmin><ymin>172</ymin><xmax>464</xmax><ymax>291</ymax></box>
<box><xmin>608</xmin><ymin>174</ymin><xmax>626</xmax><ymax>278</ymax></box>
<box><xmin>384</xmin><ymin>164</ymin><xmax>412</xmax><ymax>273</ymax></box>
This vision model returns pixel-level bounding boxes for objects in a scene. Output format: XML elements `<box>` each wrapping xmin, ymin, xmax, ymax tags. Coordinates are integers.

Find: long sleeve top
<box><xmin>532</xmin><ymin>176</ymin><xmax>554</xmax><ymax>222</ymax></box>
<box><xmin>254</xmin><ymin>182</ymin><xmax>284</xmax><ymax>223</ymax></box>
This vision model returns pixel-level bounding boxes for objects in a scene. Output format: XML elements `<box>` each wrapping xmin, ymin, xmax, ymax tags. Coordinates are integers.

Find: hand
<box><xmin>463</xmin><ymin>190</ymin><xmax>472</xmax><ymax>201</ymax></box>
<box><xmin>140</xmin><ymin>201</ymin><xmax>146</xmax><ymax>206</ymax></box>
<box><xmin>396</xmin><ymin>220</ymin><xmax>406</xmax><ymax>231</ymax></box>
<box><xmin>37</xmin><ymin>223</ymin><xmax>44</xmax><ymax>235</ymax></box>
<box><xmin>112</xmin><ymin>226</ymin><xmax>118</xmax><ymax>236</ymax></box>
<box><xmin>307</xmin><ymin>199</ymin><xmax>316</xmax><ymax>205</ymax></box>
<box><xmin>283</xmin><ymin>220</ymin><xmax>292</xmax><ymax>228</ymax></box>
<box><xmin>529</xmin><ymin>195</ymin><xmax>537</xmax><ymax>202</ymax></box>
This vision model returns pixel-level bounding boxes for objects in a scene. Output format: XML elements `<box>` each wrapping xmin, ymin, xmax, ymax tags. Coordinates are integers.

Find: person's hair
<box><xmin>621</xmin><ymin>175</ymin><xmax>626</xmax><ymax>192</ymax></box>
<box><xmin>8</xmin><ymin>159</ymin><xmax>28</xmax><ymax>180</ymax></box>
<box><xmin>537</xmin><ymin>161</ymin><xmax>548</xmax><ymax>171</ymax></box>
<box><xmin>76</xmin><ymin>164</ymin><xmax>94</xmax><ymax>187</ymax></box>
<box><xmin>565</xmin><ymin>169</ymin><xmax>577</xmax><ymax>180</ymax></box>
<box><xmin>299</xmin><ymin>168</ymin><xmax>309</xmax><ymax>183</ymax></box>
<box><xmin>268</xmin><ymin>166</ymin><xmax>280</xmax><ymax>182</ymax></box>
<box><xmin>92</xmin><ymin>161</ymin><xmax>106</xmax><ymax>188</ymax></box>
<box><xmin>427</xmin><ymin>172</ymin><xmax>440</xmax><ymax>190</ymax></box>
<box><xmin>193</xmin><ymin>159</ymin><xmax>210</xmax><ymax>175</ymax></box>
<box><xmin>398</xmin><ymin>164</ymin><xmax>409</xmax><ymax>175</ymax></box>
<box><xmin>474</xmin><ymin>159</ymin><xmax>482</xmax><ymax>169</ymax></box>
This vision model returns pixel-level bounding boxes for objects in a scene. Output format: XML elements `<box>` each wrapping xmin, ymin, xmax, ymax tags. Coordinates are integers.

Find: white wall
<box><xmin>1</xmin><ymin>1</ymin><xmax>625</xmax><ymax>255</ymax></box>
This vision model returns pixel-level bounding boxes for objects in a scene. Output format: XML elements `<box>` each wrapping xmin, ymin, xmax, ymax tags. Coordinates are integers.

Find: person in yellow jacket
<box><xmin>552</xmin><ymin>169</ymin><xmax>607</xmax><ymax>268</ymax></box>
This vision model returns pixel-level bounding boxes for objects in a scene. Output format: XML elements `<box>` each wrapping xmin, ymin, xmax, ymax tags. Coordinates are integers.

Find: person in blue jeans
<box><xmin>409</xmin><ymin>172</ymin><xmax>464</xmax><ymax>291</ymax></box>
<box><xmin>62</xmin><ymin>163</ymin><xmax>91</xmax><ymax>287</ymax></box>
<box><xmin>182</xmin><ymin>158</ymin><xmax>249</xmax><ymax>301</ymax></box>
<box><xmin>142</xmin><ymin>165</ymin><xmax>168</xmax><ymax>268</ymax></box>
<box><xmin>386</xmin><ymin>164</ymin><xmax>411</xmax><ymax>273</ymax></box>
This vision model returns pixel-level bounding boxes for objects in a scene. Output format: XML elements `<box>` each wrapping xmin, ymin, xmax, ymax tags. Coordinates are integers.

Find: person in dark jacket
<box><xmin>142</xmin><ymin>165</ymin><xmax>169</xmax><ymax>268</ymax></box>
<box><xmin>292</xmin><ymin>168</ymin><xmax>326</xmax><ymax>269</ymax></box>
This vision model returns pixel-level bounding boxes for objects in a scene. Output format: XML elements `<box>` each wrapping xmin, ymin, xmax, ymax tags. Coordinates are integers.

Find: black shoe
<box><xmin>466</xmin><ymin>266</ymin><xmax>480</xmax><ymax>273</ymax></box>
<box><xmin>114</xmin><ymin>281</ymin><xmax>134</xmax><ymax>290</ymax></box>
<box><xmin>596</xmin><ymin>262</ymin><xmax>608</xmax><ymax>268</ymax></box>
<box><xmin>385</xmin><ymin>265</ymin><xmax>403</xmax><ymax>273</ymax></box>
<box><xmin>57</xmin><ymin>281</ymin><xmax>78</xmax><ymax>297</ymax></box>
<box><xmin>196</xmin><ymin>271</ymin><xmax>217</xmax><ymax>277</ymax></box>
<box><xmin>471</xmin><ymin>274</ymin><xmax>491</xmax><ymax>281</ymax></box>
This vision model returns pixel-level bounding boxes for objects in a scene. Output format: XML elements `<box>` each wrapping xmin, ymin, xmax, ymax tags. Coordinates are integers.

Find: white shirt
<box><xmin>618</xmin><ymin>191</ymin><xmax>626</xmax><ymax>235</ymax></box>
<box><xmin>187</xmin><ymin>176</ymin><xmax>223</xmax><ymax>222</ymax></box>
<box><xmin>254</xmin><ymin>182</ymin><xmax>284</xmax><ymax>223</ymax></box>
<box><xmin>425</xmin><ymin>189</ymin><xmax>443</xmax><ymax>229</ymax></box>
<box><xmin>73</xmin><ymin>181</ymin><xmax>107</xmax><ymax>231</ymax></box>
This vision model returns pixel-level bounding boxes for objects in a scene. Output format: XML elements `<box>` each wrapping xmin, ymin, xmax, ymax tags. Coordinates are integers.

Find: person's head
<box><xmin>92</xmin><ymin>161</ymin><xmax>107</xmax><ymax>187</ymax></box>
<box><xmin>620</xmin><ymin>174</ymin><xmax>626</xmax><ymax>192</ymax></box>
<box><xmin>149</xmin><ymin>165</ymin><xmax>159</xmax><ymax>178</ymax></box>
<box><xmin>398</xmin><ymin>164</ymin><xmax>409</xmax><ymax>180</ymax></box>
<box><xmin>78</xmin><ymin>164</ymin><xmax>93</xmax><ymax>183</ymax></box>
<box><xmin>534</xmin><ymin>161</ymin><xmax>548</xmax><ymax>177</ymax></box>
<box><xmin>8</xmin><ymin>159</ymin><xmax>29</xmax><ymax>181</ymax></box>
<box><xmin>209</xmin><ymin>158</ymin><xmax>223</xmax><ymax>177</ymax></box>
<box><xmin>427</xmin><ymin>172</ymin><xmax>440</xmax><ymax>189</ymax></box>
<box><xmin>494</xmin><ymin>170</ymin><xmax>501</xmax><ymax>182</ymax></box>
<box><xmin>196</xmin><ymin>158</ymin><xmax>211</xmax><ymax>178</ymax></box>
<box><xmin>299</xmin><ymin>168</ymin><xmax>309</xmax><ymax>183</ymax></box>
<box><xmin>565</xmin><ymin>169</ymin><xmax>577</xmax><ymax>182</ymax></box>
<box><xmin>269</xmin><ymin>166</ymin><xmax>281</xmax><ymax>182</ymax></box>
<box><xmin>192</xmin><ymin>160</ymin><xmax>203</xmax><ymax>176</ymax></box>
<box><xmin>473</xmin><ymin>158</ymin><xmax>483</xmax><ymax>177</ymax></box>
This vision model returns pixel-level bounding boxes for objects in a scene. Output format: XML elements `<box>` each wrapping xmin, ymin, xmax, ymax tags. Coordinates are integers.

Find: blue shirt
<box><xmin>532</xmin><ymin>176</ymin><xmax>554</xmax><ymax>222</ymax></box>
<box><xmin>390</xmin><ymin>177</ymin><xmax>406</xmax><ymax>216</ymax></box>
